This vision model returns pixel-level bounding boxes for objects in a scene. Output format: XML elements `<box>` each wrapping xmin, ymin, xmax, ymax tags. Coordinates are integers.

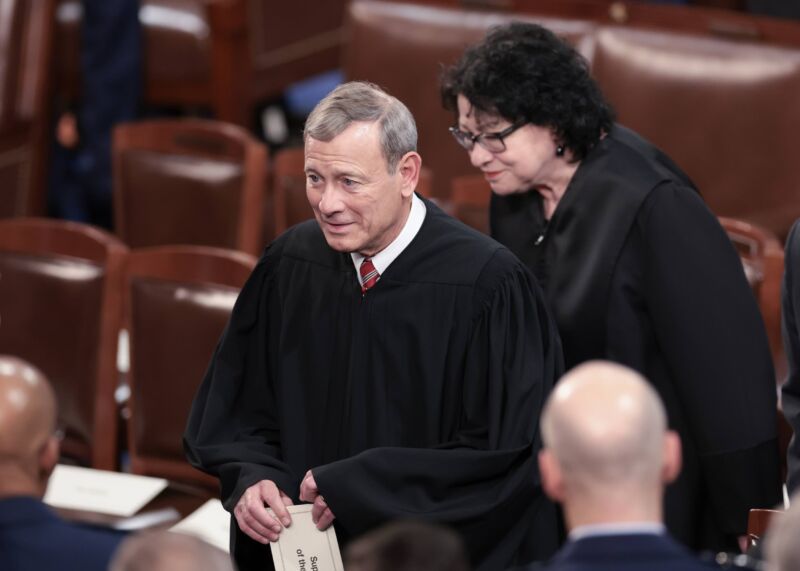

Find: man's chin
<box><xmin>321</xmin><ymin>232</ymin><xmax>358</xmax><ymax>253</ymax></box>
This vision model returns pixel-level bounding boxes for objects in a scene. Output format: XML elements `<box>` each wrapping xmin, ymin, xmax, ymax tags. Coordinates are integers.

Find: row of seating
<box><xmin>343</xmin><ymin>0</ymin><xmax>800</xmax><ymax>242</ymax></box>
<box><xmin>0</xmin><ymin>217</ymin><xmax>253</xmax><ymax>490</ymax></box>
<box><xmin>54</xmin><ymin>0</ymin><xmax>348</xmax><ymax>127</ymax></box>
<box><xmin>0</xmin><ymin>0</ymin><xmax>349</xmax><ymax>227</ymax></box>
<box><xmin>5</xmin><ymin>0</ymin><xmax>800</xmax><ymax>244</ymax></box>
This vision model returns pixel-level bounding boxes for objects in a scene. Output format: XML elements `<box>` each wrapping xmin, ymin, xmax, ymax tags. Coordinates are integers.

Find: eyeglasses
<box><xmin>448</xmin><ymin>121</ymin><xmax>526</xmax><ymax>153</ymax></box>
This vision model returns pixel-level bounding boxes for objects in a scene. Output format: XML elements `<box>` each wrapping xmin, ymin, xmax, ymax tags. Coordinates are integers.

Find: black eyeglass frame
<box><xmin>448</xmin><ymin>121</ymin><xmax>527</xmax><ymax>153</ymax></box>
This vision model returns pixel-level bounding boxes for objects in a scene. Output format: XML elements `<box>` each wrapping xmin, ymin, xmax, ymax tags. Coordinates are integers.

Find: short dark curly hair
<box><xmin>441</xmin><ymin>22</ymin><xmax>614</xmax><ymax>161</ymax></box>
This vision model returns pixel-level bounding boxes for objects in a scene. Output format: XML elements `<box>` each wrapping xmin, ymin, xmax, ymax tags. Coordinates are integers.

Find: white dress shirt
<box><xmin>351</xmin><ymin>193</ymin><xmax>426</xmax><ymax>287</ymax></box>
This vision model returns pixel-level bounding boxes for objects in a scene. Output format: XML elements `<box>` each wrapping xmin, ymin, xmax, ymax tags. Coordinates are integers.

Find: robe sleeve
<box><xmin>639</xmin><ymin>183</ymin><xmax>781</xmax><ymax>533</ymax></box>
<box><xmin>183</xmin><ymin>253</ymin><xmax>300</xmax><ymax>510</ymax></box>
<box><xmin>313</xmin><ymin>250</ymin><xmax>563</xmax><ymax>567</ymax></box>
<box><xmin>782</xmin><ymin>220</ymin><xmax>800</xmax><ymax>494</ymax></box>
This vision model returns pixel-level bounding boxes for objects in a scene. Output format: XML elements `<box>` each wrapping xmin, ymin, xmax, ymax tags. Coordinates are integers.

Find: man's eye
<box><xmin>307</xmin><ymin>173</ymin><xmax>320</xmax><ymax>184</ymax></box>
<box><xmin>342</xmin><ymin>178</ymin><xmax>356</xmax><ymax>187</ymax></box>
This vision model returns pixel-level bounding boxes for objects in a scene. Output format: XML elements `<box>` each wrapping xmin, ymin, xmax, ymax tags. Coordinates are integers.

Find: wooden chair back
<box><xmin>0</xmin><ymin>217</ymin><xmax>126</xmax><ymax>469</ymax></box>
<box><xmin>113</xmin><ymin>118</ymin><xmax>267</xmax><ymax>256</ymax></box>
<box><xmin>720</xmin><ymin>216</ymin><xmax>785</xmax><ymax>380</ymax></box>
<box><xmin>0</xmin><ymin>0</ymin><xmax>55</xmax><ymax>217</ymax></box>
<box><xmin>123</xmin><ymin>245</ymin><xmax>255</xmax><ymax>490</ymax></box>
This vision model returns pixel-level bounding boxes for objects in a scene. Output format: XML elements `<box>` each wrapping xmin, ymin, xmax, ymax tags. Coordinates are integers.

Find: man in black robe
<box><xmin>184</xmin><ymin>81</ymin><xmax>563</xmax><ymax>571</ymax></box>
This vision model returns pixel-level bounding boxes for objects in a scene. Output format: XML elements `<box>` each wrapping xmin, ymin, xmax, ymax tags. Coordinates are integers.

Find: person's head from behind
<box><xmin>441</xmin><ymin>22</ymin><xmax>613</xmax><ymax>196</ymax></box>
<box><xmin>0</xmin><ymin>355</ymin><xmax>59</xmax><ymax>498</ymax></box>
<box><xmin>345</xmin><ymin>520</ymin><xmax>470</xmax><ymax>571</ymax></box>
<box><xmin>304</xmin><ymin>81</ymin><xmax>422</xmax><ymax>257</ymax></box>
<box><xmin>538</xmin><ymin>361</ymin><xmax>681</xmax><ymax>528</ymax></box>
<box><xmin>765</xmin><ymin>492</ymin><xmax>800</xmax><ymax>571</ymax></box>
<box><xmin>110</xmin><ymin>531</ymin><xmax>235</xmax><ymax>571</ymax></box>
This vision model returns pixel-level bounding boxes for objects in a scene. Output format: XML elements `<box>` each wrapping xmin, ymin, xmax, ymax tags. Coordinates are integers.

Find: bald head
<box><xmin>0</xmin><ymin>356</ymin><xmax>56</xmax><ymax>459</ymax></box>
<box><xmin>765</xmin><ymin>491</ymin><xmax>800</xmax><ymax>571</ymax></box>
<box><xmin>0</xmin><ymin>355</ymin><xmax>59</xmax><ymax>496</ymax></box>
<box><xmin>540</xmin><ymin>361</ymin><xmax>676</xmax><ymax>502</ymax></box>
<box><xmin>110</xmin><ymin>531</ymin><xmax>235</xmax><ymax>571</ymax></box>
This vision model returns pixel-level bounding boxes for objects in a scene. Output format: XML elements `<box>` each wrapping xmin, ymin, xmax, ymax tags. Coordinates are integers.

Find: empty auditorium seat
<box><xmin>123</xmin><ymin>245</ymin><xmax>256</xmax><ymax>490</ymax></box>
<box><xmin>0</xmin><ymin>218</ymin><xmax>127</xmax><ymax>470</ymax></box>
<box><xmin>113</xmin><ymin>118</ymin><xmax>267</xmax><ymax>256</ymax></box>
<box><xmin>0</xmin><ymin>0</ymin><xmax>55</xmax><ymax>218</ymax></box>
<box><xmin>592</xmin><ymin>27</ymin><xmax>800</xmax><ymax>241</ymax></box>
<box><xmin>720</xmin><ymin>216</ymin><xmax>785</xmax><ymax>380</ymax></box>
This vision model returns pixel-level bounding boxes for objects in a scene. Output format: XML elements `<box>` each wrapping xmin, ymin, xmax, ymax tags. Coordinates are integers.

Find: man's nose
<box><xmin>317</xmin><ymin>184</ymin><xmax>344</xmax><ymax>216</ymax></box>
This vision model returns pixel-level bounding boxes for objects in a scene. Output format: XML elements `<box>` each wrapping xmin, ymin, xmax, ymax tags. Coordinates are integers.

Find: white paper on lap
<box><xmin>43</xmin><ymin>464</ymin><xmax>167</xmax><ymax>516</ymax></box>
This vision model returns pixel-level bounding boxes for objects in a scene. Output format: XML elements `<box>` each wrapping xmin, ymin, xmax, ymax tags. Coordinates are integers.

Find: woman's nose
<box><xmin>468</xmin><ymin>143</ymin><xmax>493</xmax><ymax>168</ymax></box>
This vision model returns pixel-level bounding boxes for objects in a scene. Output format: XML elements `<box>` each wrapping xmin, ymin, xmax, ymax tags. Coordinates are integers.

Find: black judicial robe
<box><xmin>491</xmin><ymin>125</ymin><xmax>781</xmax><ymax>552</ymax></box>
<box><xmin>184</xmin><ymin>199</ymin><xmax>563</xmax><ymax>571</ymax></box>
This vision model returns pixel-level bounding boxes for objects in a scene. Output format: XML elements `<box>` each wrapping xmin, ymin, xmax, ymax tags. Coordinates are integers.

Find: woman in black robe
<box><xmin>441</xmin><ymin>22</ymin><xmax>780</xmax><ymax>553</ymax></box>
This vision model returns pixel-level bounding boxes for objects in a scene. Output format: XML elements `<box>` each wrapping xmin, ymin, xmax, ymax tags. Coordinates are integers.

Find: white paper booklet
<box><xmin>268</xmin><ymin>504</ymin><xmax>344</xmax><ymax>571</ymax></box>
<box><xmin>170</xmin><ymin>498</ymin><xmax>231</xmax><ymax>553</ymax></box>
<box><xmin>43</xmin><ymin>464</ymin><xmax>167</xmax><ymax>517</ymax></box>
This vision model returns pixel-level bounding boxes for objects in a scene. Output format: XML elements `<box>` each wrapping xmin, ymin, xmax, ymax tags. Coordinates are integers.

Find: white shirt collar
<box><xmin>569</xmin><ymin>522</ymin><xmax>666</xmax><ymax>542</ymax></box>
<box><xmin>351</xmin><ymin>194</ymin><xmax>426</xmax><ymax>286</ymax></box>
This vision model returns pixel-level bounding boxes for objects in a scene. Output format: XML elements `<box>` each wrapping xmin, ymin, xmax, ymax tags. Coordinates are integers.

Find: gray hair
<box><xmin>304</xmin><ymin>81</ymin><xmax>417</xmax><ymax>173</ymax></box>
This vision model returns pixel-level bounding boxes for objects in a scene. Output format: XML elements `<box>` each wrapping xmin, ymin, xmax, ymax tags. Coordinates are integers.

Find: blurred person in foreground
<box><xmin>110</xmin><ymin>530</ymin><xmax>235</xmax><ymax>571</ymax></box>
<box><xmin>537</xmin><ymin>361</ymin><xmax>720</xmax><ymax>571</ymax></box>
<box><xmin>441</xmin><ymin>21</ymin><xmax>780</xmax><ymax>553</ymax></box>
<box><xmin>345</xmin><ymin>520</ymin><xmax>470</xmax><ymax>571</ymax></box>
<box><xmin>781</xmin><ymin>219</ymin><xmax>800</xmax><ymax>493</ymax></box>
<box><xmin>184</xmin><ymin>81</ymin><xmax>563</xmax><ymax>571</ymax></box>
<box><xmin>0</xmin><ymin>355</ymin><xmax>124</xmax><ymax>570</ymax></box>
<box><xmin>764</xmin><ymin>492</ymin><xmax>800</xmax><ymax>571</ymax></box>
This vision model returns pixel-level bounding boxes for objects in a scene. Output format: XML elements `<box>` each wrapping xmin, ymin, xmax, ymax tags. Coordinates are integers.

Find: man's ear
<box><xmin>396</xmin><ymin>151</ymin><xmax>422</xmax><ymax>198</ymax></box>
<box><xmin>539</xmin><ymin>449</ymin><xmax>566</xmax><ymax>503</ymax></box>
<box><xmin>39</xmin><ymin>434</ymin><xmax>60</xmax><ymax>482</ymax></box>
<box><xmin>661</xmin><ymin>431</ymin><xmax>682</xmax><ymax>485</ymax></box>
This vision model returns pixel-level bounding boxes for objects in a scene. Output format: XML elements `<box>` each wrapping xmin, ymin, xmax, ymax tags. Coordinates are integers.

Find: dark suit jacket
<box><xmin>783</xmin><ymin>219</ymin><xmax>800</xmax><ymax>493</ymax></box>
<box><xmin>543</xmin><ymin>532</ymin><xmax>719</xmax><ymax>571</ymax></box>
<box><xmin>0</xmin><ymin>496</ymin><xmax>125</xmax><ymax>571</ymax></box>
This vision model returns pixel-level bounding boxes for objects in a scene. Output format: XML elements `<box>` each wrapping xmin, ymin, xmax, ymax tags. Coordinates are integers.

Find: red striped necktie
<box><xmin>360</xmin><ymin>258</ymin><xmax>380</xmax><ymax>294</ymax></box>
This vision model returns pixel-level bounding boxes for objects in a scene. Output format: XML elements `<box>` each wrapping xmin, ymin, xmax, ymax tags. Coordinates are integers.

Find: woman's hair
<box><xmin>441</xmin><ymin>22</ymin><xmax>614</xmax><ymax>161</ymax></box>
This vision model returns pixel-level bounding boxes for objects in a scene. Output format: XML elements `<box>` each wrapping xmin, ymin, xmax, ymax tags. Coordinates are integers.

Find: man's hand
<box><xmin>299</xmin><ymin>470</ymin><xmax>335</xmax><ymax>531</ymax></box>
<box><xmin>234</xmin><ymin>480</ymin><xmax>294</xmax><ymax>543</ymax></box>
